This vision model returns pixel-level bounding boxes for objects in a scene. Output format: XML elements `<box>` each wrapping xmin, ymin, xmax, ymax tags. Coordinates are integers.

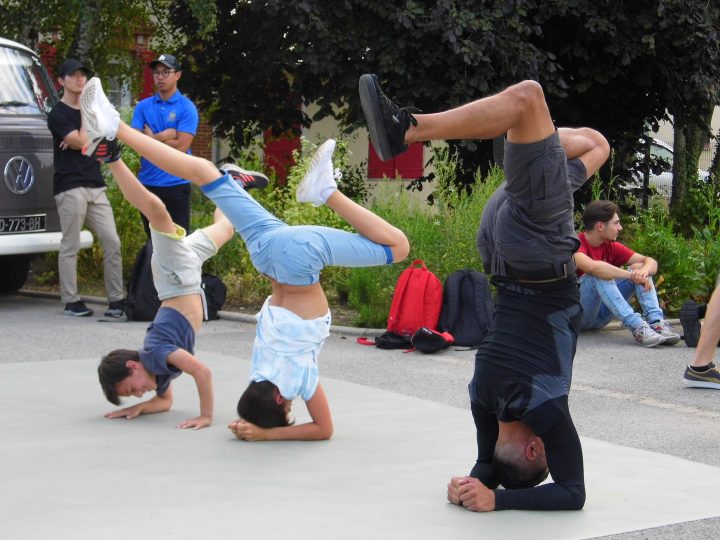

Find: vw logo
<box><xmin>4</xmin><ymin>156</ymin><xmax>35</xmax><ymax>194</ymax></box>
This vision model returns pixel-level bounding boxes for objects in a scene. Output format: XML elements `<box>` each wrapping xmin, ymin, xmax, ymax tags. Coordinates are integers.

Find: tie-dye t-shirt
<box><xmin>249</xmin><ymin>297</ymin><xmax>331</xmax><ymax>401</ymax></box>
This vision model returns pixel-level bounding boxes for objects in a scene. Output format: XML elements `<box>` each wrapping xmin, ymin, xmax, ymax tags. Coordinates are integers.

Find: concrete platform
<box><xmin>2</xmin><ymin>351</ymin><xmax>720</xmax><ymax>540</ymax></box>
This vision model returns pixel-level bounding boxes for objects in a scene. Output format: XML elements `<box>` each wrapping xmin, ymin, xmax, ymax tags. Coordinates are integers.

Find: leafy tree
<box><xmin>168</xmin><ymin>1</ymin><xmax>718</xmax><ymax>215</ymax></box>
<box><xmin>657</xmin><ymin>3</ymin><xmax>720</xmax><ymax>225</ymax></box>
<box><xmin>5</xmin><ymin>0</ymin><xmax>717</xmax><ymax>218</ymax></box>
<box><xmin>0</xmin><ymin>0</ymin><xmax>152</xmax><ymax>93</ymax></box>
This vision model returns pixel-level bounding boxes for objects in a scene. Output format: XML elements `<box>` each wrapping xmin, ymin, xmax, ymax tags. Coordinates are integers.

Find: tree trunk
<box><xmin>670</xmin><ymin>108</ymin><xmax>711</xmax><ymax>210</ymax></box>
<box><xmin>710</xmin><ymin>127</ymin><xmax>720</xmax><ymax>188</ymax></box>
<box><xmin>68</xmin><ymin>0</ymin><xmax>96</xmax><ymax>62</ymax></box>
<box><xmin>670</xmin><ymin>119</ymin><xmax>687</xmax><ymax>209</ymax></box>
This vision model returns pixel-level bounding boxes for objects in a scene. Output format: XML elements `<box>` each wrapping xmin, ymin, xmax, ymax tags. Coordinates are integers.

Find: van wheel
<box><xmin>0</xmin><ymin>255</ymin><xmax>32</xmax><ymax>292</ymax></box>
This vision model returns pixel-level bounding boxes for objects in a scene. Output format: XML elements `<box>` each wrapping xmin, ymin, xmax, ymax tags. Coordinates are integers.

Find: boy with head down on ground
<box><xmin>93</xmin><ymin>118</ymin><xmax>267</xmax><ymax>429</ymax></box>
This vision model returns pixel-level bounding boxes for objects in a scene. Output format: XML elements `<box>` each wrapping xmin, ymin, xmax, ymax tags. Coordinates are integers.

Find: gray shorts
<box><xmin>150</xmin><ymin>225</ymin><xmax>218</xmax><ymax>303</ymax></box>
<box><xmin>478</xmin><ymin>132</ymin><xmax>587</xmax><ymax>277</ymax></box>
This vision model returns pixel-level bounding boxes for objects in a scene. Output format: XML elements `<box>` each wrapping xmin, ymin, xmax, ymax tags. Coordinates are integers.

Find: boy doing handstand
<box><xmin>95</xmin><ymin>130</ymin><xmax>267</xmax><ymax>430</ymax></box>
<box><xmin>82</xmin><ymin>78</ymin><xmax>410</xmax><ymax>441</ymax></box>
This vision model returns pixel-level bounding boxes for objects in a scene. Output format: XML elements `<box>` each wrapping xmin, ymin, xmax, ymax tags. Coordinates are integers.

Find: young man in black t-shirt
<box><xmin>359</xmin><ymin>75</ymin><xmax>609</xmax><ymax>511</ymax></box>
<box><xmin>46</xmin><ymin>58</ymin><xmax>124</xmax><ymax>317</ymax></box>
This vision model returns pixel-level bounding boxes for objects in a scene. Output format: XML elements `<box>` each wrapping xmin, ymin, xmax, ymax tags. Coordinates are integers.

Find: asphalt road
<box><xmin>2</xmin><ymin>292</ymin><xmax>719</xmax><ymax>539</ymax></box>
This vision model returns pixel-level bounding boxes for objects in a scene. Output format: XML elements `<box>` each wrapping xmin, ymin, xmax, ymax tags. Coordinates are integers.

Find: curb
<box><xmin>16</xmin><ymin>289</ymin><xmax>680</xmax><ymax>336</ymax></box>
<box><xmin>17</xmin><ymin>289</ymin><xmax>386</xmax><ymax>338</ymax></box>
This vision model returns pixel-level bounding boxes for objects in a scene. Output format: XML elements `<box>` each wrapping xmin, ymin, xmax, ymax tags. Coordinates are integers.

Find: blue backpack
<box><xmin>438</xmin><ymin>270</ymin><xmax>494</xmax><ymax>347</ymax></box>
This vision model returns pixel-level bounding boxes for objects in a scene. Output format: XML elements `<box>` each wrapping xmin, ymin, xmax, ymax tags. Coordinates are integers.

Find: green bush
<box><xmin>622</xmin><ymin>209</ymin><xmax>704</xmax><ymax>313</ymax></box>
<box><xmin>346</xmin><ymin>150</ymin><xmax>503</xmax><ymax>328</ymax></box>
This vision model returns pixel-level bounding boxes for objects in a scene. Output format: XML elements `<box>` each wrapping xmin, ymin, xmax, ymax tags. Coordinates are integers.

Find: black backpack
<box><xmin>410</xmin><ymin>327</ymin><xmax>454</xmax><ymax>354</ymax></box>
<box><xmin>201</xmin><ymin>273</ymin><xmax>227</xmax><ymax>321</ymax></box>
<box><xmin>125</xmin><ymin>240</ymin><xmax>160</xmax><ymax>322</ymax></box>
<box><xmin>438</xmin><ymin>270</ymin><xmax>494</xmax><ymax>347</ymax></box>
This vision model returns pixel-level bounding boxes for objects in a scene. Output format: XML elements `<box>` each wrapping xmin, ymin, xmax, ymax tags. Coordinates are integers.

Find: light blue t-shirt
<box><xmin>131</xmin><ymin>90</ymin><xmax>199</xmax><ymax>187</ymax></box>
<box><xmin>250</xmin><ymin>297</ymin><xmax>331</xmax><ymax>401</ymax></box>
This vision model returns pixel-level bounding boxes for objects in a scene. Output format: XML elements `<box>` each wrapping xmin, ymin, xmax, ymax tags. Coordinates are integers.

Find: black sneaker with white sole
<box><xmin>219</xmin><ymin>164</ymin><xmax>269</xmax><ymax>191</ymax></box>
<box><xmin>64</xmin><ymin>301</ymin><xmax>93</xmax><ymax>317</ymax></box>
<box><xmin>683</xmin><ymin>363</ymin><xmax>720</xmax><ymax>389</ymax></box>
<box><xmin>358</xmin><ymin>74</ymin><xmax>419</xmax><ymax>161</ymax></box>
<box><xmin>104</xmin><ymin>300</ymin><xmax>126</xmax><ymax>318</ymax></box>
<box><xmin>92</xmin><ymin>138</ymin><xmax>122</xmax><ymax>163</ymax></box>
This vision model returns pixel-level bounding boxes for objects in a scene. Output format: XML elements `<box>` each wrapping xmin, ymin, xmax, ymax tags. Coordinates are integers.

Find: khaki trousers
<box><xmin>55</xmin><ymin>187</ymin><xmax>123</xmax><ymax>304</ymax></box>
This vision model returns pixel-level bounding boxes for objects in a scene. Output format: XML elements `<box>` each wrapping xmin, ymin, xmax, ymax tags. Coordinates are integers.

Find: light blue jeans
<box><xmin>200</xmin><ymin>174</ymin><xmax>393</xmax><ymax>286</ymax></box>
<box><xmin>579</xmin><ymin>272</ymin><xmax>664</xmax><ymax>330</ymax></box>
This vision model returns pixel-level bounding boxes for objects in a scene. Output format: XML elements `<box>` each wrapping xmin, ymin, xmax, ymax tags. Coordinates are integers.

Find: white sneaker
<box><xmin>80</xmin><ymin>77</ymin><xmax>120</xmax><ymax>157</ymax></box>
<box><xmin>650</xmin><ymin>319</ymin><xmax>681</xmax><ymax>346</ymax></box>
<box><xmin>632</xmin><ymin>321</ymin><xmax>666</xmax><ymax>348</ymax></box>
<box><xmin>296</xmin><ymin>139</ymin><xmax>337</xmax><ymax>206</ymax></box>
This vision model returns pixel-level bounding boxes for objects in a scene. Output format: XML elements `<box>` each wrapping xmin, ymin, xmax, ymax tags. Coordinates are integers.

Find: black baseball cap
<box><xmin>149</xmin><ymin>54</ymin><xmax>181</xmax><ymax>71</ymax></box>
<box><xmin>57</xmin><ymin>58</ymin><xmax>92</xmax><ymax>78</ymax></box>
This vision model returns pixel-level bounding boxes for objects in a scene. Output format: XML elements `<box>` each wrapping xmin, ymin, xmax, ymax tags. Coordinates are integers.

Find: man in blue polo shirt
<box><xmin>131</xmin><ymin>53</ymin><xmax>199</xmax><ymax>235</ymax></box>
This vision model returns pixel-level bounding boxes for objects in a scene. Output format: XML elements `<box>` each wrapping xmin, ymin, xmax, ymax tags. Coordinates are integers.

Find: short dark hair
<box><xmin>491</xmin><ymin>452</ymin><xmax>549</xmax><ymax>489</ymax></box>
<box><xmin>237</xmin><ymin>381</ymin><xmax>290</xmax><ymax>428</ymax></box>
<box><xmin>98</xmin><ymin>349</ymin><xmax>138</xmax><ymax>405</ymax></box>
<box><xmin>582</xmin><ymin>200</ymin><xmax>619</xmax><ymax>230</ymax></box>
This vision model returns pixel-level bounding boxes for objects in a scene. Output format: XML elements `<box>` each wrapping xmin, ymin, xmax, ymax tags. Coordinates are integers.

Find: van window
<box><xmin>0</xmin><ymin>45</ymin><xmax>57</xmax><ymax>115</ymax></box>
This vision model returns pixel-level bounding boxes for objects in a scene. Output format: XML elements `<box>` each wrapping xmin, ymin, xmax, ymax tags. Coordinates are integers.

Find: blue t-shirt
<box><xmin>138</xmin><ymin>307</ymin><xmax>196</xmax><ymax>395</ymax></box>
<box><xmin>131</xmin><ymin>90</ymin><xmax>199</xmax><ymax>187</ymax></box>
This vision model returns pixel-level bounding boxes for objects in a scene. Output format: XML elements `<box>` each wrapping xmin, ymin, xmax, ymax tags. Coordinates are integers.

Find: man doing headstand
<box><xmin>359</xmin><ymin>74</ymin><xmax>609</xmax><ymax>511</ymax></box>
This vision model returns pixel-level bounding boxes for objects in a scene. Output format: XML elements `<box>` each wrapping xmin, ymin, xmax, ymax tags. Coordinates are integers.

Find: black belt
<box><xmin>504</xmin><ymin>259</ymin><xmax>576</xmax><ymax>283</ymax></box>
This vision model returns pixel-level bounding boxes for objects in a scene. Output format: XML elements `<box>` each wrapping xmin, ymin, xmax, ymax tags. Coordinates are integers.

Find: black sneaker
<box><xmin>680</xmin><ymin>300</ymin><xmax>701</xmax><ymax>347</ymax></box>
<box><xmin>93</xmin><ymin>138</ymin><xmax>122</xmax><ymax>163</ymax></box>
<box><xmin>104</xmin><ymin>299</ymin><xmax>125</xmax><ymax>318</ymax></box>
<box><xmin>358</xmin><ymin>73</ymin><xmax>419</xmax><ymax>161</ymax></box>
<box><xmin>219</xmin><ymin>164</ymin><xmax>269</xmax><ymax>190</ymax></box>
<box><xmin>683</xmin><ymin>363</ymin><xmax>720</xmax><ymax>389</ymax></box>
<box><xmin>64</xmin><ymin>301</ymin><xmax>93</xmax><ymax>317</ymax></box>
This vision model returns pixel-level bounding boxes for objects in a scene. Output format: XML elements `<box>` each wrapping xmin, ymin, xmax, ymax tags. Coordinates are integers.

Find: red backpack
<box><xmin>386</xmin><ymin>259</ymin><xmax>443</xmax><ymax>336</ymax></box>
<box><xmin>357</xmin><ymin>259</ymin><xmax>444</xmax><ymax>350</ymax></box>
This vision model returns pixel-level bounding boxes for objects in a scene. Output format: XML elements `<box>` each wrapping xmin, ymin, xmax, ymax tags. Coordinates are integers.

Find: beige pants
<box><xmin>55</xmin><ymin>187</ymin><xmax>123</xmax><ymax>304</ymax></box>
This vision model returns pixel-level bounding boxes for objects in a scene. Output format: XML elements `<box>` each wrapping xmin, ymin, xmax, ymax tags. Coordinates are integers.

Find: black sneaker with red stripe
<box><xmin>92</xmin><ymin>138</ymin><xmax>122</xmax><ymax>163</ymax></box>
<box><xmin>219</xmin><ymin>164</ymin><xmax>269</xmax><ymax>191</ymax></box>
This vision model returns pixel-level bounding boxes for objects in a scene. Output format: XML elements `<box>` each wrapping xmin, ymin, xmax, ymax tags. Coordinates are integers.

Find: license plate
<box><xmin>0</xmin><ymin>214</ymin><xmax>46</xmax><ymax>234</ymax></box>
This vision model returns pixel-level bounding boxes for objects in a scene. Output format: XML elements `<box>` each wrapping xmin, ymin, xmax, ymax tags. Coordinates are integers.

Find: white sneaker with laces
<box><xmin>632</xmin><ymin>321</ymin><xmax>666</xmax><ymax>348</ymax></box>
<box><xmin>650</xmin><ymin>319</ymin><xmax>681</xmax><ymax>346</ymax></box>
<box><xmin>296</xmin><ymin>139</ymin><xmax>337</xmax><ymax>206</ymax></box>
<box><xmin>80</xmin><ymin>77</ymin><xmax>120</xmax><ymax>157</ymax></box>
